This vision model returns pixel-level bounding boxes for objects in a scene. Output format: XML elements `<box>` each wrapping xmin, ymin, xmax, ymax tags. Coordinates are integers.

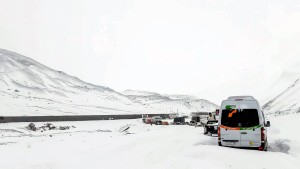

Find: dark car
<box><xmin>204</xmin><ymin>120</ymin><xmax>218</xmax><ymax>135</ymax></box>
<box><xmin>173</xmin><ymin>117</ymin><xmax>186</xmax><ymax>125</ymax></box>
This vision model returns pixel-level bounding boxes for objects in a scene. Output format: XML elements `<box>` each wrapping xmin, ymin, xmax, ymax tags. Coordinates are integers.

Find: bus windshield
<box><xmin>221</xmin><ymin>109</ymin><xmax>259</xmax><ymax>127</ymax></box>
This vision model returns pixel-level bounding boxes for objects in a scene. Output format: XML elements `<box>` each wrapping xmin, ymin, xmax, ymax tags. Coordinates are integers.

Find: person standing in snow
<box><xmin>207</xmin><ymin>113</ymin><xmax>216</xmax><ymax>121</ymax></box>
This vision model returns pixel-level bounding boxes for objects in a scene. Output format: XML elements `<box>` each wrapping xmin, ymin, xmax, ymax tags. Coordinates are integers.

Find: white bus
<box><xmin>218</xmin><ymin>96</ymin><xmax>270</xmax><ymax>151</ymax></box>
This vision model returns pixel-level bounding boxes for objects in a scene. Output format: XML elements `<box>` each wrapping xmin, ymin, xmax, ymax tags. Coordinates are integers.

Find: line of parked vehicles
<box><xmin>142</xmin><ymin>95</ymin><xmax>271</xmax><ymax>151</ymax></box>
<box><xmin>142</xmin><ymin>112</ymin><xmax>217</xmax><ymax>127</ymax></box>
<box><xmin>142</xmin><ymin>115</ymin><xmax>188</xmax><ymax>125</ymax></box>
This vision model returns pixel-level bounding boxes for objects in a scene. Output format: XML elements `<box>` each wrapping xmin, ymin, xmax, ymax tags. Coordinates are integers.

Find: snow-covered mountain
<box><xmin>123</xmin><ymin>89</ymin><xmax>218</xmax><ymax>114</ymax></box>
<box><xmin>0</xmin><ymin>49</ymin><xmax>218</xmax><ymax>116</ymax></box>
<box><xmin>262</xmin><ymin>72</ymin><xmax>300</xmax><ymax>115</ymax></box>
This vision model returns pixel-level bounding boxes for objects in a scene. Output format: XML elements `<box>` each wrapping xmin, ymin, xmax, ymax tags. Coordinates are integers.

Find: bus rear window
<box><xmin>221</xmin><ymin>109</ymin><xmax>259</xmax><ymax>127</ymax></box>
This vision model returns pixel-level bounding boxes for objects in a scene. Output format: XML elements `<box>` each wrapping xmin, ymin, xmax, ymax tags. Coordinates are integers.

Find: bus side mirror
<box><xmin>266</xmin><ymin>121</ymin><xmax>271</xmax><ymax>127</ymax></box>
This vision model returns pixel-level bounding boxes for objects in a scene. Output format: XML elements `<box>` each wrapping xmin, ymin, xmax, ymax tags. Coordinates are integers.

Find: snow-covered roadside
<box><xmin>267</xmin><ymin>114</ymin><xmax>300</xmax><ymax>156</ymax></box>
<box><xmin>0</xmin><ymin>115</ymin><xmax>300</xmax><ymax>169</ymax></box>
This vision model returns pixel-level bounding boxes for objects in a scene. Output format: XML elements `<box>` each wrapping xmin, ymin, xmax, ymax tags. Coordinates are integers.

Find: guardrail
<box><xmin>0</xmin><ymin>114</ymin><xmax>171</xmax><ymax>123</ymax></box>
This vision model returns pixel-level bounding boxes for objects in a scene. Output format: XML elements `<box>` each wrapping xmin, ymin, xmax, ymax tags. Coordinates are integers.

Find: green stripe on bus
<box><xmin>240</xmin><ymin>125</ymin><xmax>261</xmax><ymax>130</ymax></box>
<box><xmin>225</xmin><ymin>105</ymin><xmax>237</xmax><ymax>110</ymax></box>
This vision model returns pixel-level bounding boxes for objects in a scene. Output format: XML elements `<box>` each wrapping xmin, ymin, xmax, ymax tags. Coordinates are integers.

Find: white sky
<box><xmin>1</xmin><ymin>0</ymin><xmax>300</xmax><ymax>104</ymax></box>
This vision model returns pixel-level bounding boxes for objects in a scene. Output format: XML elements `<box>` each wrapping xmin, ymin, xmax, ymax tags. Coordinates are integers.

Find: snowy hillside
<box><xmin>0</xmin><ymin>49</ymin><xmax>218</xmax><ymax>116</ymax></box>
<box><xmin>123</xmin><ymin>89</ymin><xmax>219</xmax><ymax>114</ymax></box>
<box><xmin>262</xmin><ymin>72</ymin><xmax>300</xmax><ymax>116</ymax></box>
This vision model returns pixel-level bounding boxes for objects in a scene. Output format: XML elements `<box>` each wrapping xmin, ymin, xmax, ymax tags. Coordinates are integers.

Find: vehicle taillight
<box><xmin>259</xmin><ymin>127</ymin><xmax>265</xmax><ymax>151</ymax></box>
<box><xmin>261</xmin><ymin>127</ymin><xmax>265</xmax><ymax>141</ymax></box>
<box><xmin>216</xmin><ymin>109</ymin><xmax>220</xmax><ymax>116</ymax></box>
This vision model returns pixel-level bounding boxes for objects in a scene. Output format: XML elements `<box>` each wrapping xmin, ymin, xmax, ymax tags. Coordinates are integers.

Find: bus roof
<box><xmin>227</xmin><ymin>96</ymin><xmax>255</xmax><ymax>101</ymax></box>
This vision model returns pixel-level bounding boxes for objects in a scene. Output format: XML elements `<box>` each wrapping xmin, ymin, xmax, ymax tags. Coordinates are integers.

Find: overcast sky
<box><xmin>1</xmin><ymin>0</ymin><xmax>300</xmax><ymax>103</ymax></box>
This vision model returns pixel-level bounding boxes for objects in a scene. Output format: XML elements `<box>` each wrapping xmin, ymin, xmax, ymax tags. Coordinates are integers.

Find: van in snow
<box><xmin>218</xmin><ymin>96</ymin><xmax>270</xmax><ymax>151</ymax></box>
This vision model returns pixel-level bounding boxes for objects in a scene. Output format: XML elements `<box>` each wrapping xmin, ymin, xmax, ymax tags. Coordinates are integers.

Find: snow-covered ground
<box><xmin>1</xmin><ymin>47</ymin><xmax>300</xmax><ymax>169</ymax></box>
<box><xmin>1</xmin><ymin>114</ymin><xmax>299</xmax><ymax>169</ymax></box>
